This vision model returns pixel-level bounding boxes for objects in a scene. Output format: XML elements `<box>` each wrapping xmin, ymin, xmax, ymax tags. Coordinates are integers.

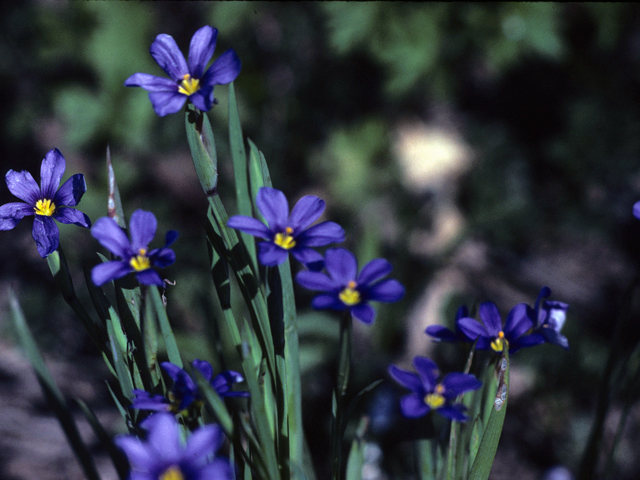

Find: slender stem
<box><xmin>331</xmin><ymin>311</ymin><xmax>353</xmax><ymax>480</ymax></box>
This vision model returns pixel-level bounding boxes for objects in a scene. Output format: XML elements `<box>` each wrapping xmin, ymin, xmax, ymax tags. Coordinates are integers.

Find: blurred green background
<box><xmin>2</xmin><ymin>2</ymin><xmax>640</xmax><ymax>479</ymax></box>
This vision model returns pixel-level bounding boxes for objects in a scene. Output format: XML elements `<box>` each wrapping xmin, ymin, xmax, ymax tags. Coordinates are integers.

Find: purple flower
<box><xmin>91</xmin><ymin>210</ymin><xmax>177</xmax><ymax>287</ymax></box>
<box><xmin>388</xmin><ymin>356</ymin><xmax>482</xmax><ymax>421</ymax></box>
<box><xmin>425</xmin><ymin>305</ymin><xmax>473</xmax><ymax>343</ymax></box>
<box><xmin>512</xmin><ymin>286</ymin><xmax>569</xmax><ymax>351</ymax></box>
<box><xmin>457</xmin><ymin>302</ymin><xmax>533</xmax><ymax>354</ymax></box>
<box><xmin>0</xmin><ymin>148</ymin><xmax>90</xmax><ymax>257</ymax></box>
<box><xmin>633</xmin><ymin>200</ymin><xmax>640</xmax><ymax>220</ymax></box>
<box><xmin>227</xmin><ymin>187</ymin><xmax>346</xmax><ymax>269</ymax></box>
<box><xmin>124</xmin><ymin>25</ymin><xmax>241</xmax><ymax>116</ymax></box>
<box><xmin>115</xmin><ymin>412</ymin><xmax>232</xmax><ymax>480</ymax></box>
<box><xmin>132</xmin><ymin>360</ymin><xmax>248</xmax><ymax>414</ymax></box>
<box><xmin>295</xmin><ymin>248</ymin><xmax>405</xmax><ymax>324</ymax></box>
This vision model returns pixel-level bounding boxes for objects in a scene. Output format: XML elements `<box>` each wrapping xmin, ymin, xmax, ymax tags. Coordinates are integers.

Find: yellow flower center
<box><xmin>339</xmin><ymin>280</ymin><xmax>360</xmax><ymax>306</ymax></box>
<box><xmin>34</xmin><ymin>198</ymin><xmax>56</xmax><ymax>216</ymax></box>
<box><xmin>178</xmin><ymin>73</ymin><xmax>200</xmax><ymax>96</ymax></box>
<box><xmin>274</xmin><ymin>227</ymin><xmax>296</xmax><ymax>250</ymax></box>
<box><xmin>129</xmin><ymin>248</ymin><xmax>151</xmax><ymax>271</ymax></box>
<box><xmin>159</xmin><ymin>465</ymin><xmax>184</xmax><ymax>480</ymax></box>
<box><xmin>490</xmin><ymin>331</ymin><xmax>508</xmax><ymax>353</ymax></box>
<box><xmin>424</xmin><ymin>384</ymin><xmax>446</xmax><ymax>409</ymax></box>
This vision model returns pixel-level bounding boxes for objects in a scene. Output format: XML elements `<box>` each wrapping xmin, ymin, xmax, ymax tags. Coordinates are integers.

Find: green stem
<box><xmin>332</xmin><ymin>311</ymin><xmax>353</xmax><ymax>480</ymax></box>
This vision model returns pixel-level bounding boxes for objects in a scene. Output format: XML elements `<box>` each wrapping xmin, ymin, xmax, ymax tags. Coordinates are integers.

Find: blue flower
<box><xmin>388</xmin><ymin>356</ymin><xmax>482</xmax><ymax>421</ymax></box>
<box><xmin>132</xmin><ymin>360</ymin><xmax>248</xmax><ymax>414</ymax></box>
<box><xmin>115</xmin><ymin>412</ymin><xmax>232</xmax><ymax>480</ymax></box>
<box><xmin>227</xmin><ymin>187</ymin><xmax>346</xmax><ymax>269</ymax></box>
<box><xmin>125</xmin><ymin>25</ymin><xmax>241</xmax><ymax>116</ymax></box>
<box><xmin>90</xmin><ymin>210</ymin><xmax>177</xmax><ymax>287</ymax></box>
<box><xmin>512</xmin><ymin>286</ymin><xmax>569</xmax><ymax>351</ymax></box>
<box><xmin>425</xmin><ymin>305</ymin><xmax>473</xmax><ymax>343</ymax></box>
<box><xmin>633</xmin><ymin>200</ymin><xmax>640</xmax><ymax>220</ymax></box>
<box><xmin>457</xmin><ymin>301</ymin><xmax>533</xmax><ymax>354</ymax></box>
<box><xmin>0</xmin><ymin>148</ymin><xmax>91</xmax><ymax>257</ymax></box>
<box><xmin>295</xmin><ymin>248</ymin><xmax>405</xmax><ymax>324</ymax></box>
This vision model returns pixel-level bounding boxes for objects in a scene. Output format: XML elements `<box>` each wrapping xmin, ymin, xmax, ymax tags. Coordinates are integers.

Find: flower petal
<box><xmin>310</xmin><ymin>293</ymin><xmax>344</xmax><ymax>311</ymax></box>
<box><xmin>478</xmin><ymin>302</ymin><xmax>503</xmax><ymax>335</ymax></box>
<box><xmin>289</xmin><ymin>195</ymin><xmax>325</xmax><ymax>231</ymax></box>
<box><xmin>192</xmin><ymin>359</ymin><xmax>213</xmax><ymax>382</ymax></box>
<box><xmin>149</xmin><ymin>247</ymin><xmax>176</xmax><ymax>268</ymax></box>
<box><xmin>351</xmin><ymin>303</ymin><xmax>376</xmax><ymax>324</ymax></box>
<box><xmin>257</xmin><ymin>241</ymin><xmax>288</xmax><ymax>266</ymax></box>
<box><xmin>40</xmin><ymin>149</ymin><xmax>66</xmax><ymax>200</ymax></box>
<box><xmin>357</xmin><ymin>258</ymin><xmax>392</xmax><ymax>285</ymax></box>
<box><xmin>413</xmin><ymin>356</ymin><xmax>439</xmax><ymax>392</ymax></box>
<box><xmin>189</xmin><ymin>85</ymin><xmax>215</xmax><ymax>112</ymax></box>
<box><xmin>188</xmin><ymin>26</ymin><xmax>217</xmax><ymax>79</ymax></box>
<box><xmin>634</xmin><ymin>200</ymin><xmax>640</xmax><ymax>220</ymax></box>
<box><xmin>91</xmin><ymin>260</ymin><xmax>132</xmax><ymax>286</ymax></box>
<box><xmin>227</xmin><ymin>215</ymin><xmax>271</xmax><ymax>238</ymax></box>
<box><xmin>136</xmin><ymin>269</ymin><xmax>164</xmax><ymax>287</ymax></box>
<box><xmin>148</xmin><ymin>91</ymin><xmax>187</xmax><ymax>117</ymax></box>
<box><xmin>129</xmin><ymin>210</ymin><xmax>157</xmax><ymax>252</ymax></box>
<box><xmin>296</xmin><ymin>270</ymin><xmax>337</xmax><ymax>292</ymax></box>
<box><xmin>297</xmin><ymin>221</ymin><xmax>345</xmax><ymax>247</ymax></box>
<box><xmin>32</xmin><ymin>216</ymin><xmax>59</xmax><ymax>257</ymax></box>
<box><xmin>131</xmin><ymin>390</ymin><xmax>172</xmax><ymax>411</ymax></box>
<box><xmin>140</xmin><ymin>412</ymin><xmax>181</xmax><ymax>463</ymax></box>
<box><xmin>195</xmin><ymin>459</ymin><xmax>234</xmax><ymax>480</ymax></box>
<box><xmin>324</xmin><ymin>248</ymin><xmax>358</xmax><ymax>285</ymax></box>
<box><xmin>184</xmin><ymin>424</ymin><xmax>223</xmax><ymax>461</ymax></box>
<box><xmin>0</xmin><ymin>202</ymin><xmax>33</xmax><ymax>230</ymax></box>
<box><xmin>5</xmin><ymin>169</ymin><xmax>40</xmax><ymax>205</ymax></box>
<box><xmin>91</xmin><ymin>217</ymin><xmax>132</xmax><ymax>259</ymax></box>
<box><xmin>399</xmin><ymin>393</ymin><xmax>430</xmax><ymax>418</ymax></box>
<box><xmin>114</xmin><ymin>436</ymin><xmax>156</xmax><ymax>471</ymax></box>
<box><xmin>425</xmin><ymin>325</ymin><xmax>459</xmax><ymax>342</ymax></box>
<box><xmin>388</xmin><ymin>364</ymin><xmax>422</xmax><ymax>392</ymax></box>
<box><xmin>441</xmin><ymin>373</ymin><xmax>482</xmax><ymax>397</ymax></box>
<box><xmin>124</xmin><ymin>73</ymin><xmax>179</xmax><ymax>91</ymax></box>
<box><xmin>437</xmin><ymin>404</ymin><xmax>468</xmax><ymax>422</ymax></box>
<box><xmin>504</xmin><ymin>303</ymin><xmax>532</xmax><ymax>339</ymax></box>
<box><xmin>54</xmin><ymin>174</ymin><xmax>86</xmax><ymax>207</ymax></box>
<box><xmin>202</xmin><ymin>48</ymin><xmax>242</xmax><ymax>86</ymax></box>
<box><xmin>256</xmin><ymin>187</ymin><xmax>289</xmax><ymax>231</ymax></box>
<box><xmin>150</xmin><ymin>34</ymin><xmax>189</xmax><ymax>81</ymax></box>
<box><xmin>291</xmin><ymin>247</ymin><xmax>324</xmax><ymax>270</ymax></box>
<box><xmin>161</xmin><ymin>362</ymin><xmax>184</xmax><ymax>381</ymax></box>
<box><xmin>54</xmin><ymin>208</ymin><xmax>91</xmax><ymax>228</ymax></box>
<box><xmin>366</xmin><ymin>279</ymin><xmax>405</xmax><ymax>303</ymax></box>
<box><xmin>457</xmin><ymin>318</ymin><xmax>489</xmax><ymax>342</ymax></box>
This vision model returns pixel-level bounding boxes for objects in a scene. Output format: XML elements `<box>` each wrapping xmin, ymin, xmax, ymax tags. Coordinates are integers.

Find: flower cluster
<box><xmin>0</xmin><ymin>148</ymin><xmax>91</xmax><ymax>257</ymax></box>
<box><xmin>132</xmin><ymin>359</ymin><xmax>248</xmax><ymax>415</ymax></box>
<box><xmin>426</xmin><ymin>286</ymin><xmax>570</xmax><ymax>354</ymax></box>
<box><xmin>125</xmin><ymin>25</ymin><xmax>241</xmax><ymax>116</ymax></box>
<box><xmin>116</xmin><ymin>412</ymin><xmax>233</xmax><ymax>480</ymax></box>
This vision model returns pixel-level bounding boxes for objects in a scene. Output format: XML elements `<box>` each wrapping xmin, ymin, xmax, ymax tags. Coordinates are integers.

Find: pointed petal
<box><xmin>441</xmin><ymin>373</ymin><xmax>482</xmax><ymax>397</ymax></box>
<box><xmin>149</xmin><ymin>247</ymin><xmax>175</xmax><ymax>268</ymax></box>
<box><xmin>140</xmin><ymin>413</ymin><xmax>181</xmax><ymax>463</ymax></box>
<box><xmin>478</xmin><ymin>302</ymin><xmax>503</xmax><ymax>335</ymax></box>
<box><xmin>256</xmin><ymin>187</ymin><xmax>289</xmax><ymax>231</ymax></box>
<box><xmin>136</xmin><ymin>269</ymin><xmax>164</xmax><ymax>286</ymax></box>
<box><xmin>289</xmin><ymin>195</ymin><xmax>325</xmax><ymax>231</ymax></box>
<box><xmin>32</xmin><ymin>216</ymin><xmax>59</xmax><ymax>257</ymax></box>
<box><xmin>388</xmin><ymin>364</ymin><xmax>422</xmax><ymax>392</ymax></box>
<box><xmin>161</xmin><ymin>362</ymin><xmax>184</xmax><ymax>381</ymax></box>
<box><xmin>227</xmin><ymin>215</ymin><xmax>271</xmax><ymax>238</ymax></box>
<box><xmin>129</xmin><ymin>210</ymin><xmax>157</xmax><ymax>251</ymax></box>
<box><xmin>188</xmin><ymin>26</ymin><xmax>217</xmax><ymax>79</ymax></box>
<box><xmin>54</xmin><ymin>174</ymin><xmax>86</xmax><ymax>207</ymax></box>
<box><xmin>413</xmin><ymin>356</ymin><xmax>439</xmax><ymax>392</ymax></box>
<box><xmin>634</xmin><ymin>200</ymin><xmax>640</xmax><ymax>220</ymax></box>
<box><xmin>399</xmin><ymin>393</ymin><xmax>430</xmax><ymax>418</ymax></box>
<box><xmin>54</xmin><ymin>208</ymin><xmax>91</xmax><ymax>228</ymax></box>
<box><xmin>310</xmin><ymin>293</ymin><xmax>344</xmax><ymax>311</ymax></box>
<box><xmin>324</xmin><ymin>248</ymin><xmax>358</xmax><ymax>285</ymax></box>
<box><xmin>148</xmin><ymin>91</ymin><xmax>187</xmax><ymax>117</ymax></box>
<box><xmin>437</xmin><ymin>404</ymin><xmax>468</xmax><ymax>422</ymax></box>
<box><xmin>150</xmin><ymin>34</ymin><xmax>189</xmax><ymax>81</ymax></box>
<box><xmin>40</xmin><ymin>149</ymin><xmax>66</xmax><ymax>200</ymax></box>
<box><xmin>164</xmin><ymin>230</ymin><xmax>179</xmax><ymax>247</ymax></box>
<box><xmin>366</xmin><ymin>279</ymin><xmax>405</xmax><ymax>303</ymax></box>
<box><xmin>291</xmin><ymin>247</ymin><xmax>324</xmax><ymax>270</ymax></box>
<box><xmin>189</xmin><ymin>85</ymin><xmax>215</xmax><ymax>112</ymax></box>
<box><xmin>124</xmin><ymin>73</ymin><xmax>178</xmax><ymax>91</ymax></box>
<box><xmin>192</xmin><ymin>359</ymin><xmax>213</xmax><ymax>382</ymax></box>
<box><xmin>425</xmin><ymin>325</ymin><xmax>459</xmax><ymax>342</ymax></box>
<box><xmin>91</xmin><ymin>217</ymin><xmax>132</xmax><ymax>259</ymax></box>
<box><xmin>297</xmin><ymin>221</ymin><xmax>345</xmax><ymax>247</ymax></box>
<box><xmin>196</xmin><ymin>459</ymin><xmax>234</xmax><ymax>480</ymax></box>
<box><xmin>0</xmin><ymin>202</ymin><xmax>33</xmax><ymax>230</ymax></box>
<box><xmin>5</xmin><ymin>169</ymin><xmax>40</xmax><ymax>204</ymax></box>
<box><xmin>202</xmin><ymin>48</ymin><xmax>242</xmax><ymax>86</ymax></box>
<box><xmin>504</xmin><ymin>303</ymin><xmax>533</xmax><ymax>339</ymax></box>
<box><xmin>257</xmin><ymin>241</ymin><xmax>288</xmax><ymax>266</ymax></box>
<box><xmin>114</xmin><ymin>436</ymin><xmax>155</xmax><ymax>470</ymax></box>
<box><xmin>91</xmin><ymin>260</ymin><xmax>132</xmax><ymax>286</ymax></box>
<box><xmin>184</xmin><ymin>424</ymin><xmax>223</xmax><ymax>460</ymax></box>
<box><xmin>357</xmin><ymin>258</ymin><xmax>392</xmax><ymax>285</ymax></box>
<box><xmin>457</xmin><ymin>317</ymin><xmax>489</xmax><ymax>342</ymax></box>
<box><xmin>351</xmin><ymin>303</ymin><xmax>376</xmax><ymax>324</ymax></box>
<box><xmin>296</xmin><ymin>270</ymin><xmax>336</xmax><ymax>292</ymax></box>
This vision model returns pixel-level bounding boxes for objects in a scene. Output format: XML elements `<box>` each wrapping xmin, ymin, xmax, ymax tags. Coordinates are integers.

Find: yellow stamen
<box><xmin>424</xmin><ymin>393</ymin><xmax>446</xmax><ymax>409</ymax></box>
<box><xmin>159</xmin><ymin>466</ymin><xmax>184</xmax><ymax>480</ymax></box>
<box><xmin>177</xmin><ymin>73</ymin><xmax>200</xmax><ymax>96</ymax></box>
<box><xmin>339</xmin><ymin>280</ymin><xmax>360</xmax><ymax>306</ymax></box>
<box><xmin>274</xmin><ymin>227</ymin><xmax>296</xmax><ymax>250</ymax></box>
<box><xmin>129</xmin><ymin>248</ymin><xmax>151</xmax><ymax>271</ymax></box>
<box><xmin>490</xmin><ymin>331</ymin><xmax>508</xmax><ymax>353</ymax></box>
<box><xmin>34</xmin><ymin>198</ymin><xmax>56</xmax><ymax>216</ymax></box>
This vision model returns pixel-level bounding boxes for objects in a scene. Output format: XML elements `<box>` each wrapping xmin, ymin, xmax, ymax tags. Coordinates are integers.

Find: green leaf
<box><xmin>185</xmin><ymin>106</ymin><xmax>218</xmax><ymax>196</ymax></box>
<box><xmin>345</xmin><ymin>417</ymin><xmax>369</xmax><ymax>480</ymax></box>
<box><xmin>147</xmin><ymin>285</ymin><xmax>182</xmax><ymax>368</ymax></box>
<box><xmin>9</xmin><ymin>289</ymin><xmax>102</xmax><ymax>480</ymax></box>
<box><xmin>468</xmin><ymin>350</ymin><xmax>510</xmax><ymax>480</ymax></box>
